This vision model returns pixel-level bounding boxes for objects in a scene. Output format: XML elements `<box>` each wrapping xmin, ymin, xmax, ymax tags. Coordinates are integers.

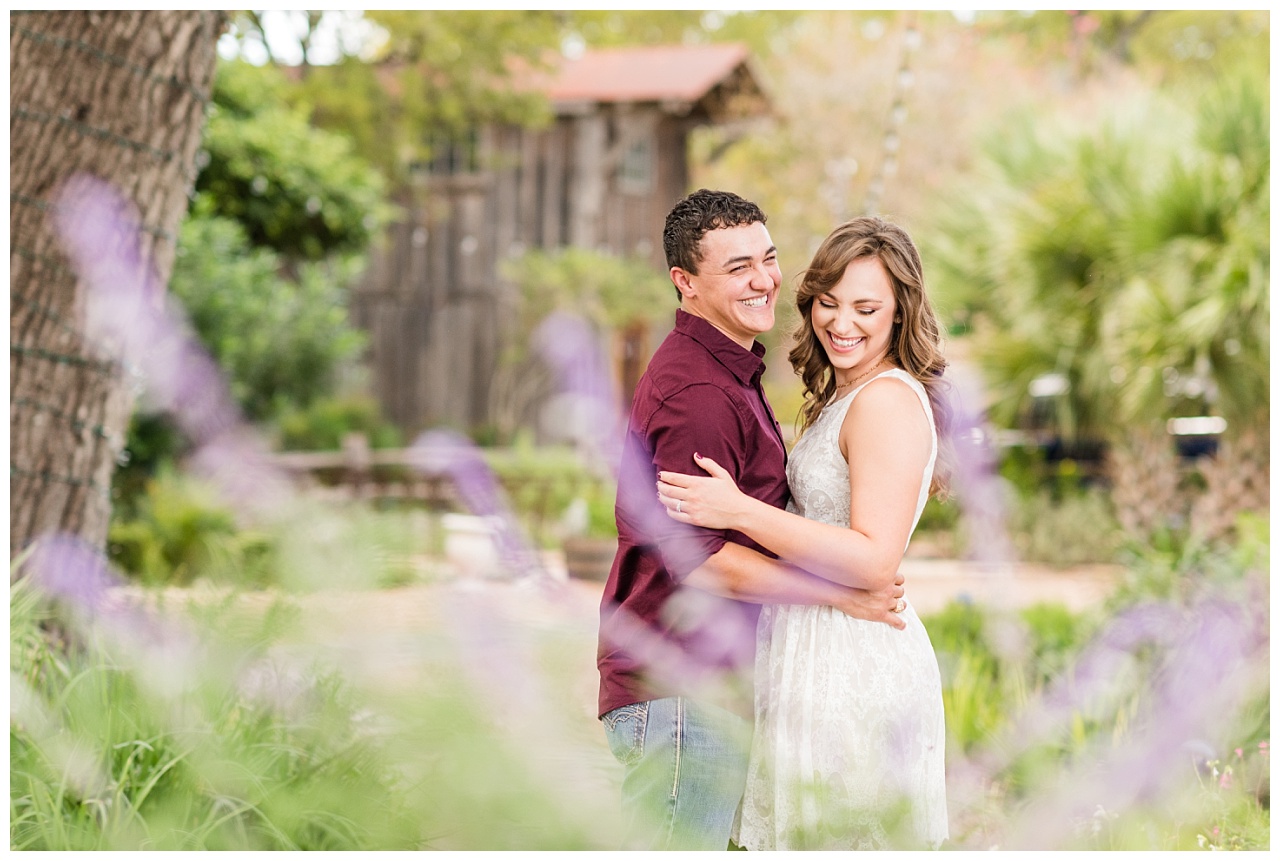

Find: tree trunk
<box><xmin>10</xmin><ymin>11</ymin><xmax>224</xmax><ymax>560</ymax></box>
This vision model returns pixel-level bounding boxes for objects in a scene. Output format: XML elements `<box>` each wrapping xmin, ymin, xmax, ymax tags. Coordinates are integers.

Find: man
<box><xmin>597</xmin><ymin>189</ymin><xmax>907</xmax><ymax>850</ymax></box>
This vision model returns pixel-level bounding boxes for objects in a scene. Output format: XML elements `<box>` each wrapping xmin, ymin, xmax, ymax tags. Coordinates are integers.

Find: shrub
<box><xmin>480</xmin><ymin>442</ymin><xmax>615</xmax><ymax>546</ymax></box>
<box><xmin>274</xmin><ymin>395</ymin><xmax>403</xmax><ymax>452</ymax></box>
<box><xmin>989</xmin><ymin>486</ymin><xmax>1123</xmax><ymax>567</ymax></box>
<box><xmin>1107</xmin><ymin>510</ymin><xmax>1268</xmax><ymax>611</ymax></box>
<box><xmin>107</xmin><ymin>468</ymin><xmax>274</xmax><ymax>589</ymax></box>
<box><xmin>926</xmin><ymin>598</ymin><xmax>1099</xmax><ymax>753</ymax></box>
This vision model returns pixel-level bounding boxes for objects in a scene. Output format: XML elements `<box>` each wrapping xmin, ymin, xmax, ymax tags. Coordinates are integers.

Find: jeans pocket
<box><xmin>602</xmin><ymin>702</ymin><xmax>648</xmax><ymax>767</ymax></box>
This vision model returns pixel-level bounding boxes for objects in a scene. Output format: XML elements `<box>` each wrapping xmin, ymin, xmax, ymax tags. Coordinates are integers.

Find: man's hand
<box><xmin>832</xmin><ymin>570</ymin><xmax>908</xmax><ymax>630</ymax></box>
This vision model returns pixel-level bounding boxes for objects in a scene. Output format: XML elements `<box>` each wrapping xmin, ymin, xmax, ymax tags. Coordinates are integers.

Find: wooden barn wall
<box><xmin>352</xmin><ymin>108</ymin><xmax>700</xmax><ymax>438</ymax></box>
<box><xmin>351</xmin><ymin>175</ymin><xmax>502</xmax><ymax>436</ymax></box>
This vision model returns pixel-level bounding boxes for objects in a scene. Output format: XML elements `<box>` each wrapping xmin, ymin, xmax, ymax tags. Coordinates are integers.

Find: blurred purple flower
<box><xmin>22</xmin><ymin>534</ymin><xmax>197</xmax><ymax>684</ymax></box>
<box><xmin>54</xmin><ymin>174</ymin><xmax>237</xmax><ymax>444</ymax></box>
<box><xmin>532</xmin><ymin>311</ymin><xmax>624</xmax><ymax>470</ymax></box>
<box><xmin>599</xmin><ymin>597</ymin><xmax>753</xmax><ymax>700</ymax></box>
<box><xmin>981</xmin><ymin>588</ymin><xmax>1268</xmax><ymax>849</ymax></box>
<box><xmin>533</xmin><ymin>311</ymin><xmax>615</xmax><ymax>404</ymax></box>
<box><xmin>409</xmin><ymin>429</ymin><xmax>545</xmax><ymax>579</ymax></box>
<box><xmin>52</xmin><ymin>173</ymin><xmax>289</xmax><ymax>517</ymax></box>
<box><xmin>944</xmin><ymin>363</ymin><xmax>1017</xmax><ymax>571</ymax></box>
<box><xmin>23</xmin><ymin>534</ymin><xmax>120</xmax><ymax>617</ymax></box>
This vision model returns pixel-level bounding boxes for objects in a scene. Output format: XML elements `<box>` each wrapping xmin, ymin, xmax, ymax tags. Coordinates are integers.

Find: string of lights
<box><xmin>11</xmin><ymin>344</ymin><xmax>120</xmax><ymax>376</ymax></box>
<box><xmin>10</xmin><ymin>465</ymin><xmax>110</xmax><ymax>499</ymax></box>
<box><xmin>864</xmin><ymin>17</ymin><xmax>920</xmax><ymax>215</ymax></box>
<box><xmin>10</xmin><ymin>270</ymin><xmax>148</xmax><ymax>392</ymax></box>
<box><xmin>10</xmin><ymin>22</ymin><xmax>212</xmax><ymax>105</ymax></box>
<box><xmin>10</xmin><ymin>192</ymin><xmax>177</xmax><ymax>244</ymax></box>
<box><xmin>12</xmin><ymin>397</ymin><xmax>117</xmax><ymax>443</ymax></box>
<box><xmin>13</xmin><ymin>106</ymin><xmax>181</xmax><ymax>164</ymax></box>
<box><xmin>11</xmin><ymin>244</ymin><xmax>78</xmax><ymax>279</ymax></box>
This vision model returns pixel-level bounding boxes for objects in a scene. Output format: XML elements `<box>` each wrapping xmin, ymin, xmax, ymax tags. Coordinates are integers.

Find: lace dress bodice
<box><xmin>734</xmin><ymin>369</ymin><xmax>948</xmax><ymax>850</ymax></box>
<box><xmin>785</xmin><ymin>368</ymin><xmax>936</xmax><ymax>538</ymax></box>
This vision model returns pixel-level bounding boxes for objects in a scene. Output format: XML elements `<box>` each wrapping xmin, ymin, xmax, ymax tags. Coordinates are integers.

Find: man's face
<box><xmin>672</xmin><ymin>222</ymin><xmax>781</xmax><ymax>350</ymax></box>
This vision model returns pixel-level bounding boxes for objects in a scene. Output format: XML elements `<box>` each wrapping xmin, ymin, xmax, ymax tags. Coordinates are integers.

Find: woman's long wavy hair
<box><xmin>788</xmin><ymin>216</ymin><xmax>954</xmax><ymax>498</ymax></box>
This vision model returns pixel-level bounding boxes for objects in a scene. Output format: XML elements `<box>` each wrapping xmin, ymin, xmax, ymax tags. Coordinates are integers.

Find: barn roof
<box><xmin>520</xmin><ymin>43</ymin><xmax>771</xmax><ymax>121</ymax></box>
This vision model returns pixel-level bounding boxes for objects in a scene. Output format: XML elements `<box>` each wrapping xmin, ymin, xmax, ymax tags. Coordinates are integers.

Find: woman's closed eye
<box><xmin>818</xmin><ymin>300</ymin><xmax>877</xmax><ymax>316</ymax></box>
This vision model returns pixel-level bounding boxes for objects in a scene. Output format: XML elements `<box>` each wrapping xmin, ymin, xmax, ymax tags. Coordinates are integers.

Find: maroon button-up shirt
<box><xmin>598</xmin><ymin>309</ymin><xmax>790</xmax><ymax>718</ymax></box>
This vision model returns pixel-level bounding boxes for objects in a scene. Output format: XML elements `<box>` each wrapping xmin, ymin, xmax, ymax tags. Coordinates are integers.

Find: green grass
<box><xmin>13</xmin><ymin>497</ymin><xmax>1269</xmax><ymax>850</ymax></box>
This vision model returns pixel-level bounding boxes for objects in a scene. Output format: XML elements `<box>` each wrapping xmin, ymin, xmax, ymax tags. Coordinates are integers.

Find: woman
<box><xmin>656</xmin><ymin>216</ymin><xmax>951</xmax><ymax>849</ymax></box>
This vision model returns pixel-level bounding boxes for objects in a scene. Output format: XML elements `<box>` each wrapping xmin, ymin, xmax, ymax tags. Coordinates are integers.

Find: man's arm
<box><xmin>684</xmin><ymin>542</ymin><xmax>907</xmax><ymax>630</ymax></box>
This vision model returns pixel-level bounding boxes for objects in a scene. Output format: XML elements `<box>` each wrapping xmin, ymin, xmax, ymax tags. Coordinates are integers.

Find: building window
<box><xmin>413</xmin><ymin>129</ymin><xmax>480</xmax><ymax>176</ymax></box>
<box><xmin>618</xmin><ymin>135</ymin><xmax>653</xmax><ymax>194</ymax></box>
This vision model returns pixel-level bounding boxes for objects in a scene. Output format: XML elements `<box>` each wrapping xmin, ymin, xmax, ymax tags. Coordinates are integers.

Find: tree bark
<box><xmin>10</xmin><ymin>11</ymin><xmax>224</xmax><ymax>560</ymax></box>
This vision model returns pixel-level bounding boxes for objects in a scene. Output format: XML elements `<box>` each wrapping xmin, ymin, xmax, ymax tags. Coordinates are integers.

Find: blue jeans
<box><xmin>602</xmin><ymin>697</ymin><xmax>751</xmax><ymax>850</ymax></box>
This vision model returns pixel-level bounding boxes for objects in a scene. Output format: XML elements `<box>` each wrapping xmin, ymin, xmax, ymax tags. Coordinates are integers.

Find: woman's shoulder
<box><xmin>845</xmin><ymin>370</ymin><xmax>933</xmax><ymax>429</ymax></box>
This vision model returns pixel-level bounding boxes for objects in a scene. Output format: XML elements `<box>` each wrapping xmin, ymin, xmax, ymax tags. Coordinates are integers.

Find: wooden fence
<box><xmin>265</xmin><ymin>433</ymin><xmax>610</xmax><ymax>545</ymax></box>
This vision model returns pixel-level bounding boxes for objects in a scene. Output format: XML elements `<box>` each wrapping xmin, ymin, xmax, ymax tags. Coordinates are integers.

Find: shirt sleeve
<box><xmin>643</xmin><ymin>382</ymin><xmax>750</xmax><ymax>582</ymax></box>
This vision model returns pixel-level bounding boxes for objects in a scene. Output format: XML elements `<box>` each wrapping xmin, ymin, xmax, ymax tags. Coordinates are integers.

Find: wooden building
<box><xmin>351</xmin><ymin>43</ymin><xmax>771</xmax><ymax>437</ymax></box>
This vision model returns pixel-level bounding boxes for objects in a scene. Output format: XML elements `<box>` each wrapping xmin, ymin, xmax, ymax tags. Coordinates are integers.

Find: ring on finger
<box><xmin>893</xmin><ymin>598</ymin><xmax>906</xmax><ymax>614</ymax></box>
<box><xmin>676</xmin><ymin>500</ymin><xmax>682</xmax><ymax>514</ymax></box>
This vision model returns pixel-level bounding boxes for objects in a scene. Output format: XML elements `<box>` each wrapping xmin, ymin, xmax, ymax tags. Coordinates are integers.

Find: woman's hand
<box><xmin>657</xmin><ymin>453</ymin><xmax>751</xmax><ymax>531</ymax></box>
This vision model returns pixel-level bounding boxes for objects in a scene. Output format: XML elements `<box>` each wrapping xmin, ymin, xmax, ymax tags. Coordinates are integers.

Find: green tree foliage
<box><xmin>116</xmin><ymin>213</ymin><xmax>369</xmax><ymax>502</ymax></box>
<box><xmin>973</xmin><ymin>10</ymin><xmax>1269</xmax><ymax>82</ymax></box>
<box><xmin>169</xmin><ymin>212</ymin><xmax>366</xmax><ymax>422</ymax></box>
<box><xmin>234</xmin><ymin>10</ymin><xmax>800</xmax><ymax>188</ymax></box>
<box><xmin>197</xmin><ymin>60</ymin><xmax>393</xmax><ymax>261</ymax></box>
<box><xmin>925</xmin><ymin>66</ymin><xmax>1268</xmax><ymax>442</ymax></box>
<box><xmin>116</xmin><ymin>58</ymin><xmax>391</xmax><ymax>499</ymax></box>
<box><xmin>500</xmin><ymin>247</ymin><xmax>674</xmax><ymax>334</ymax></box>
<box><xmin>174</xmin><ymin>58</ymin><xmax>390</xmax><ymax>418</ymax></box>
<box><xmin>293</xmin><ymin>11</ymin><xmax>564</xmax><ymax>185</ymax></box>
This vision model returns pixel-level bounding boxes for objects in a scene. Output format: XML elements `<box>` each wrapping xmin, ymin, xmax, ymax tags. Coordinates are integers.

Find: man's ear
<box><xmin>671</xmin><ymin>267</ymin><xmax>696</xmax><ymax>299</ymax></box>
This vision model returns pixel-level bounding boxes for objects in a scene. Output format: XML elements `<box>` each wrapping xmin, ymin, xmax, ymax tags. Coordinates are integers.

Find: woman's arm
<box><xmin>658</xmin><ymin>376</ymin><xmax>932</xmax><ymax>591</ymax></box>
<box><xmin>684</xmin><ymin>542</ymin><xmax>908</xmax><ymax>630</ymax></box>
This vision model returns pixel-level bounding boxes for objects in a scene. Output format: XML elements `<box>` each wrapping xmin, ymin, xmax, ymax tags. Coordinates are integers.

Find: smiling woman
<box><xmin>813</xmin><ymin>256</ymin><xmax>899</xmax><ymax>391</ymax></box>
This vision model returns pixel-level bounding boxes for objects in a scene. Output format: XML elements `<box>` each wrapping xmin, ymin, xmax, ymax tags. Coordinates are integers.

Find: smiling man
<box><xmin>596</xmin><ymin>189</ymin><xmax>908</xmax><ymax>850</ymax></box>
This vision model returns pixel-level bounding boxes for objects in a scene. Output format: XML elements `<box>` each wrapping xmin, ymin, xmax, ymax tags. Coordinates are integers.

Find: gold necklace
<box><xmin>834</xmin><ymin>358</ymin><xmax>886</xmax><ymax>392</ymax></box>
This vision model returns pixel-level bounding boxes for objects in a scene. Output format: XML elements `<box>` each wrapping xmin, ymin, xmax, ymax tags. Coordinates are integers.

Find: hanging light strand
<box><xmin>864</xmin><ymin>16</ymin><xmax>921</xmax><ymax>215</ymax></box>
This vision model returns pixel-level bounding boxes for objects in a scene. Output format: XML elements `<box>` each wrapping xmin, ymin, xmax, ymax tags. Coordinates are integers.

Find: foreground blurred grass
<box><xmin>11</xmin><ymin>506</ymin><xmax>1269</xmax><ymax>850</ymax></box>
<box><xmin>10</xmin><ymin>551</ymin><xmax>619</xmax><ymax>849</ymax></box>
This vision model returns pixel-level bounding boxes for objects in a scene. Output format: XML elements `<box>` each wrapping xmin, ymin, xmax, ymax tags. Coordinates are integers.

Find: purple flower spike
<box><xmin>975</xmin><ymin>584</ymin><xmax>1270</xmax><ymax>850</ymax></box>
<box><xmin>21</xmin><ymin>534</ymin><xmax>188</xmax><ymax>676</ymax></box>
<box><xmin>50</xmin><ymin>173</ymin><xmax>303</xmax><ymax>525</ymax></box>
<box><xmin>409</xmin><ymin>429</ymin><xmax>502</xmax><ymax>513</ymax></box>
<box><xmin>54</xmin><ymin>174</ymin><xmax>238</xmax><ymax>440</ymax></box>
<box><xmin>532</xmin><ymin>311</ymin><xmax>624</xmax><ymax>471</ymax></box>
<box><xmin>23</xmin><ymin>534</ymin><xmax>122</xmax><ymax>617</ymax></box>
<box><xmin>409</xmin><ymin>429</ymin><xmax>545</xmax><ymax>579</ymax></box>
<box><xmin>944</xmin><ymin>365</ymin><xmax>1018</xmax><ymax>572</ymax></box>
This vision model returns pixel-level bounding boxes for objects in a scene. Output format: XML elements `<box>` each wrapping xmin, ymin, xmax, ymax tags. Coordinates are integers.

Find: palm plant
<box><xmin>933</xmin><ymin>72</ymin><xmax>1267</xmax><ymax>434</ymax></box>
<box><xmin>1107</xmin><ymin>74</ymin><xmax>1269</xmax><ymax>433</ymax></box>
<box><xmin>926</xmin><ymin>68</ymin><xmax>1268</xmax><ymax>541</ymax></box>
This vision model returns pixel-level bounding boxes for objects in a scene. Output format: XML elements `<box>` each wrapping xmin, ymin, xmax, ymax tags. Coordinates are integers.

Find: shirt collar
<box><xmin>674</xmin><ymin>308</ymin><xmax>767</xmax><ymax>387</ymax></box>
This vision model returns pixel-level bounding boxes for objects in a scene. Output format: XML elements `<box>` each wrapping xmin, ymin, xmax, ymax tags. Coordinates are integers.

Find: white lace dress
<box><xmin>735</xmin><ymin>369</ymin><xmax>948</xmax><ymax>850</ymax></box>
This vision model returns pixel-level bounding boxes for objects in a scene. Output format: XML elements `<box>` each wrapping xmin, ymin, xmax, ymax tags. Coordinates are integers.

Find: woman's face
<box><xmin>809</xmin><ymin>255</ymin><xmax>898</xmax><ymax>385</ymax></box>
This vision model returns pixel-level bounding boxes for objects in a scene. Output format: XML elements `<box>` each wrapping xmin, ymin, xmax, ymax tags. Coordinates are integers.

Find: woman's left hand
<box><xmin>657</xmin><ymin>454</ymin><xmax>749</xmax><ymax>531</ymax></box>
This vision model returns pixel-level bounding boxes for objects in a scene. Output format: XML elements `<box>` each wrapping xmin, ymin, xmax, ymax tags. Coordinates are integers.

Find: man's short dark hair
<box><xmin>663</xmin><ymin>189</ymin><xmax>768</xmax><ymax>278</ymax></box>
